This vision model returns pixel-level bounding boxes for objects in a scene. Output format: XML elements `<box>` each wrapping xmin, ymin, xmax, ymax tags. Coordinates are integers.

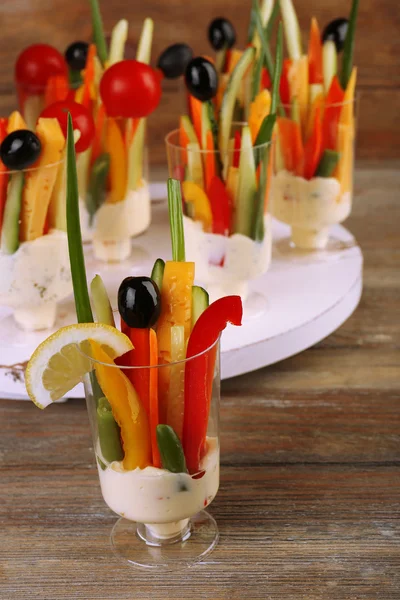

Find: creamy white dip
<box><xmin>183</xmin><ymin>215</ymin><xmax>272</xmax><ymax>302</ymax></box>
<box><xmin>271</xmin><ymin>170</ymin><xmax>352</xmax><ymax>249</ymax></box>
<box><xmin>97</xmin><ymin>437</ymin><xmax>219</xmax><ymax>535</ymax></box>
<box><xmin>80</xmin><ymin>181</ymin><xmax>151</xmax><ymax>261</ymax></box>
<box><xmin>0</xmin><ymin>230</ymin><xmax>72</xmax><ymax>330</ymax></box>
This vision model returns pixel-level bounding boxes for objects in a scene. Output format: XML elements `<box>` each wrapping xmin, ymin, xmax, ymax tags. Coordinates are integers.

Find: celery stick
<box><xmin>279</xmin><ymin>0</ymin><xmax>302</xmax><ymax>60</ymax></box>
<box><xmin>90</xmin><ymin>275</ymin><xmax>115</xmax><ymax>327</ymax></box>
<box><xmin>108</xmin><ymin>19</ymin><xmax>128</xmax><ymax>65</ymax></box>
<box><xmin>136</xmin><ymin>18</ymin><xmax>154</xmax><ymax>65</ymax></box>
<box><xmin>235</xmin><ymin>126</ymin><xmax>257</xmax><ymax>237</ymax></box>
<box><xmin>127</xmin><ymin>119</ymin><xmax>145</xmax><ymax>191</ymax></box>
<box><xmin>341</xmin><ymin>0</ymin><xmax>360</xmax><ymax>89</ymax></box>
<box><xmin>66</xmin><ymin>113</ymin><xmax>93</xmax><ymax>324</ymax></box>
<box><xmin>270</xmin><ymin>22</ymin><xmax>283</xmax><ymax>115</ymax></box>
<box><xmin>265</xmin><ymin>1</ymin><xmax>280</xmax><ymax>40</ymax></box>
<box><xmin>89</xmin><ymin>0</ymin><xmax>108</xmax><ymax>66</ymax></box>
<box><xmin>167</xmin><ymin>178</ymin><xmax>185</xmax><ymax>262</ymax></box>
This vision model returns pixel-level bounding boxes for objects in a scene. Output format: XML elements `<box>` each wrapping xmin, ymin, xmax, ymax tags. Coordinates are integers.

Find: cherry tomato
<box><xmin>40</xmin><ymin>100</ymin><xmax>95</xmax><ymax>153</ymax></box>
<box><xmin>15</xmin><ymin>44</ymin><xmax>68</xmax><ymax>93</ymax></box>
<box><xmin>100</xmin><ymin>60</ymin><xmax>162</xmax><ymax>118</ymax></box>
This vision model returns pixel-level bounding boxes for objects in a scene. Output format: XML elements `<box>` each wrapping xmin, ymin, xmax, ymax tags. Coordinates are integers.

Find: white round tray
<box><xmin>0</xmin><ymin>189</ymin><xmax>362</xmax><ymax>400</ymax></box>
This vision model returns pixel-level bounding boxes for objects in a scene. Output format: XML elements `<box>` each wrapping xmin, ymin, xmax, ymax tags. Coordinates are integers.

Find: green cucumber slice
<box><xmin>0</xmin><ymin>172</ymin><xmax>24</xmax><ymax>255</ymax></box>
<box><xmin>90</xmin><ymin>274</ymin><xmax>115</xmax><ymax>326</ymax></box>
<box><xmin>180</xmin><ymin>115</ymin><xmax>199</xmax><ymax>145</ymax></box>
<box><xmin>191</xmin><ymin>286</ymin><xmax>209</xmax><ymax>329</ymax></box>
<box><xmin>323</xmin><ymin>40</ymin><xmax>337</xmax><ymax>93</ymax></box>
<box><xmin>108</xmin><ymin>19</ymin><xmax>128</xmax><ymax>65</ymax></box>
<box><xmin>85</xmin><ymin>152</ymin><xmax>110</xmax><ymax>225</ymax></box>
<box><xmin>151</xmin><ymin>258</ymin><xmax>165</xmax><ymax>291</ymax></box>
<box><xmin>219</xmin><ymin>46</ymin><xmax>255</xmax><ymax>156</ymax></box>
<box><xmin>316</xmin><ymin>150</ymin><xmax>340</xmax><ymax>177</ymax></box>
<box><xmin>136</xmin><ymin>18</ymin><xmax>154</xmax><ymax>65</ymax></box>
<box><xmin>279</xmin><ymin>0</ymin><xmax>302</xmax><ymax>60</ymax></box>
<box><xmin>341</xmin><ymin>0</ymin><xmax>360</xmax><ymax>89</ymax></box>
<box><xmin>186</xmin><ymin>142</ymin><xmax>204</xmax><ymax>188</ymax></box>
<box><xmin>235</xmin><ymin>125</ymin><xmax>257</xmax><ymax>237</ymax></box>
<box><xmin>97</xmin><ymin>397</ymin><xmax>124</xmax><ymax>463</ymax></box>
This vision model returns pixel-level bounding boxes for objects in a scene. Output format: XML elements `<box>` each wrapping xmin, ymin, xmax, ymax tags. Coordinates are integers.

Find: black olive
<box><xmin>0</xmin><ymin>130</ymin><xmax>41</xmax><ymax>171</ymax></box>
<box><xmin>322</xmin><ymin>18</ymin><xmax>349</xmax><ymax>53</ymax></box>
<box><xmin>65</xmin><ymin>41</ymin><xmax>89</xmax><ymax>71</ymax></box>
<box><xmin>185</xmin><ymin>57</ymin><xmax>218</xmax><ymax>102</ymax></box>
<box><xmin>157</xmin><ymin>43</ymin><xmax>194</xmax><ymax>79</ymax></box>
<box><xmin>208</xmin><ymin>17</ymin><xmax>236</xmax><ymax>51</ymax></box>
<box><xmin>118</xmin><ymin>276</ymin><xmax>161</xmax><ymax>329</ymax></box>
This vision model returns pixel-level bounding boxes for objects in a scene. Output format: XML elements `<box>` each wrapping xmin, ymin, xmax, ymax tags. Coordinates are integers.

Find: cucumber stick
<box><xmin>187</xmin><ymin>142</ymin><xmax>204</xmax><ymax>188</ymax></box>
<box><xmin>191</xmin><ymin>286</ymin><xmax>209</xmax><ymax>329</ymax></box>
<box><xmin>127</xmin><ymin>118</ymin><xmax>146</xmax><ymax>191</ymax></box>
<box><xmin>279</xmin><ymin>0</ymin><xmax>302</xmax><ymax>60</ymax></box>
<box><xmin>323</xmin><ymin>41</ymin><xmax>337</xmax><ymax>93</ymax></box>
<box><xmin>219</xmin><ymin>47</ymin><xmax>255</xmax><ymax>157</ymax></box>
<box><xmin>85</xmin><ymin>153</ymin><xmax>110</xmax><ymax>224</ymax></box>
<box><xmin>181</xmin><ymin>115</ymin><xmax>199</xmax><ymax>144</ymax></box>
<box><xmin>76</xmin><ymin>147</ymin><xmax>91</xmax><ymax>202</ymax></box>
<box><xmin>108</xmin><ymin>19</ymin><xmax>128</xmax><ymax>65</ymax></box>
<box><xmin>0</xmin><ymin>172</ymin><xmax>24</xmax><ymax>255</ymax></box>
<box><xmin>136</xmin><ymin>18</ymin><xmax>154</xmax><ymax>65</ymax></box>
<box><xmin>316</xmin><ymin>150</ymin><xmax>340</xmax><ymax>177</ymax></box>
<box><xmin>235</xmin><ymin>126</ymin><xmax>257</xmax><ymax>237</ymax></box>
<box><xmin>151</xmin><ymin>258</ymin><xmax>165</xmax><ymax>291</ymax></box>
<box><xmin>90</xmin><ymin>274</ymin><xmax>115</xmax><ymax>326</ymax></box>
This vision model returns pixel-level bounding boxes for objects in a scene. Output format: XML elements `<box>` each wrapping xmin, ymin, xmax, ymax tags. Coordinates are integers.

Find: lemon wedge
<box><xmin>25</xmin><ymin>323</ymin><xmax>133</xmax><ymax>409</ymax></box>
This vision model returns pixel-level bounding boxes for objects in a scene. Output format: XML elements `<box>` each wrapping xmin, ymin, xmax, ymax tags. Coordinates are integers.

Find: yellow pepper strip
<box><xmin>7</xmin><ymin>111</ymin><xmax>27</xmax><ymax>134</ymax></box>
<box><xmin>288</xmin><ymin>56</ymin><xmax>309</xmax><ymax>138</ymax></box>
<box><xmin>105</xmin><ymin>117</ymin><xmax>127</xmax><ymax>203</ymax></box>
<box><xmin>90</xmin><ymin>340</ymin><xmax>152</xmax><ymax>470</ymax></box>
<box><xmin>156</xmin><ymin>260</ymin><xmax>194</xmax><ymax>423</ymax></box>
<box><xmin>249</xmin><ymin>90</ymin><xmax>271</xmax><ymax>143</ymax></box>
<box><xmin>182</xmin><ymin>180</ymin><xmax>212</xmax><ymax>232</ymax></box>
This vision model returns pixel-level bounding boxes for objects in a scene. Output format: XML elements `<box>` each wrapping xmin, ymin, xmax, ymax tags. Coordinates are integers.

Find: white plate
<box><xmin>0</xmin><ymin>191</ymin><xmax>362</xmax><ymax>399</ymax></box>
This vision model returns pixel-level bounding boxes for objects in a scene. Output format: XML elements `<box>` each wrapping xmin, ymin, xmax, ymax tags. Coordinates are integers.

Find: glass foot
<box><xmin>243</xmin><ymin>291</ymin><xmax>269</xmax><ymax>321</ymax></box>
<box><xmin>274</xmin><ymin>235</ymin><xmax>357</xmax><ymax>263</ymax></box>
<box><xmin>110</xmin><ymin>510</ymin><xmax>219</xmax><ymax>570</ymax></box>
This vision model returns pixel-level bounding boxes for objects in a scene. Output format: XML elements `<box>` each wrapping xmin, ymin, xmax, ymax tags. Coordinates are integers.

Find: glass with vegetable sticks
<box><xmin>0</xmin><ymin>113</ymin><xmax>71</xmax><ymax>331</ymax></box>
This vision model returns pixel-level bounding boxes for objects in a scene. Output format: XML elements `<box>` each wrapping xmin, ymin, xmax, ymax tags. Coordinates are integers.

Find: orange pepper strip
<box><xmin>303</xmin><ymin>106</ymin><xmax>323</xmax><ymax>180</ymax></box>
<box><xmin>157</xmin><ymin>261</ymin><xmax>194</xmax><ymax>423</ymax></box>
<box><xmin>277</xmin><ymin>117</ymin><xmax>304</xmax><ymax>176</ymax></box>
<box><xmin>204</xmin><ymin>129</ymin><xmax>215</xmax><ymax>191</ymax></box>
<box><xmin>149</xmin><ymin>329</ymin><xmax>161</xmax><ymax>467</ymax></box>
<box><xmin>44</xmin><ymin>74</ymin><xmax>69</xmax><ymax>107</ymax></box>
<box><xmin>322</xmin><ymin>76</ymin><xmax>345</xmax><ymax>151</ymax></box>
<box><xmin>189</xmin><ymin>95</ymin><xmax>202</xmax><ymax>146</ymax></box>
<box><xmin>0</xmin><ymin>118</ymin><xmax>9</xmax><ymax>237</ymax></box>
<box><xmin>90</xmin><ymin>340</ymin><xmax>152</xmax><ymax>471</ymax></box>
<box><xmin>81</xmin><ymin>44</ymin><xmax>97</xmax><ymax>111</ymax></box>
<box><xmin>105</xmin><ymin>117</ymin><xmax>127</xmax><ymax>202</ymax></box>
<box><xmin>308</xmin><ymin>17</ymin><xmax>324</xmax><ymax>85</ymax></box>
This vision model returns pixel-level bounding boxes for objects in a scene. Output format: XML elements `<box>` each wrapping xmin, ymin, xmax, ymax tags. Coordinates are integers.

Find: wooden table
<box><xmin>1</xmin><ymin>164</ymin><xmax>399</xmax><ymax>599</ymax></box>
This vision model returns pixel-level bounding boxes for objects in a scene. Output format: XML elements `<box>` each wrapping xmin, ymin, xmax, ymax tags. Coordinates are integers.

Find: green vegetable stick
<box><xmin>156</xmin><ymin>424</ymin><xmax>188</xmax><ymax>474</ymax></box>
<box><xmin>270</xmin><ymin>23</ymin><xmax>283</xmax><ymax>115</ymax></box>
<box><xmin>89</xmin><ymin>0</ymin><xmax>108</xmax><ymax>66</ymax></box>
<box><xmin>66</xmin><ymin>114</ymin><xmax>93</xmax><ymax>324</ymax></box>
<box><xmin>90</xmin><ymin>274</ymin><xmax>115</xmax><ymax>327</ymax></box>
<box><xmin>265</xmin><ymin>1</ymin><xmax>280</xmax><ymax>40</ymax></box>
<box><xmin>341</xmin><ymin>0</ymin><xmax>360</xmax><ymax>89</ymax></box>
<box><xmin>167</xmin><ymin>178</ymin><xmax>185</xmax><ymax>262</ymax></box>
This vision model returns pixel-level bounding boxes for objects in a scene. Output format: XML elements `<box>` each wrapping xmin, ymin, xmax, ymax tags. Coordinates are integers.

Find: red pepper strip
<box><xmin>322</xmin><ymin>76</ymin><xmax>345</xmax><ymax>151</ymax></box>
<box><xmin>207</xmin><ymin>175</ymin><xmax>231</xmax><ymax>236</ymax></box>
<box><xmin>308</xmin><ymin>17</ymin><xmax>323</xmax><ymax>85</ymax></box>
<box><xmin>44</xmin><ymin>74</ymin><xmax>70</xmax><ymax>107</ymax></box>
<box><xmin>0</xmin><ymin>118</ymin><xmax>9</xmax><ymax>237</ymax></box>
<box><xmin>303</xmin><ymin>106</ymin><xmax>323</xmax><ymax>180</ymax></box>
<box><xmin>182</xmin><ymin>296</ymin><xmax>243</xmax><ymax>474</ymax></box>
<box><xmin>127</xmin><ymin>327</ymin><xmax>151</xmax><ymax>417</ymax></box>
<box><xmin>280</xmin><ymin>59</ymin><xmax>293</xmax><ymax>110</ymax></box>
<box><xmin>149</xmin><ymin>329</ymin><xmax>161</xmax><ymax>467</ymax></box>
<box><xmin>188</xmin><ymin>95</ymin><xmax>202</xmax><ymax>146</ymax></box>
<box><xmin>261</xmin><ymin>67</ymin><xmax>272</xmax><ymax>90</ymax></box>
<box><xmin>233</xmin><ymin>130</ymin><xmax>241</xmax><ymax>168</ymax></box>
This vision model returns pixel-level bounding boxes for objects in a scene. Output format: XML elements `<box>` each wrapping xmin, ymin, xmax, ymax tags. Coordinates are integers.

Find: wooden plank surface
<box><xmin>0</xmin><ymin>0</ymin><xmax>399</xmax><ymax>159</ymax></box>
<box><xmin>1</xmin><ymin>164</ymin><xmax>400</xmax><ymax>598</ymax></box>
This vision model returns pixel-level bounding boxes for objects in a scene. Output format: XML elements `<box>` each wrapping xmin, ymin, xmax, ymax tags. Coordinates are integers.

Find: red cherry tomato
<box><xmin>15</xmin><ymin>44</ymin><xmax>68</xmax><ymax>93</ymax></box>
<box><xmin>40</xmin><ymin>100</ymin><xmax>95</xmax><ymax>153</ymax></box>
<box><xmin>100</xmin><ymin>60</ymin><xmax>162</xmax><ymax>118</ymax></box>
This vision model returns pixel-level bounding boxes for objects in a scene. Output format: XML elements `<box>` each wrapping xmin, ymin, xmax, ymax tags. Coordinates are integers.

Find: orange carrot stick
<box><xmin>303</xmin><ymin>106</ymin><xmax>323</xmax><ymax>179</ymax></box>
<box><xmin>149</xmin><ymin>329</ymin><xmax>161</xmax><ymax>467</ymax></box>
<box><xmin>189</xmin><ymin>95</ymin><xmax>202</xmax><ymax>145</ymax></box>
<box><xmin>308</xmin><ymin>17</ymin><xmax>323</xmax><ymax>85</ymax></box>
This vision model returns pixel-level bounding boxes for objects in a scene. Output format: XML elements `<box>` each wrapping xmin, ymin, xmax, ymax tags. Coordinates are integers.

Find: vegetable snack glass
<box><xmin>82</xmin><ymin>337</ymin><xmax>221</xmax><ymax>569</ymax></box>
<box><xmin>272</xmin><ymin>96</ymin><xmax>357</xmax><ymax>252</ymax></box>
<box><xmin>78</xmin><ymin>115</ymin><xmax>151</xmax><ymax>262</ymax></box>
<box><xmin>0</xmin><ymin>158</ymin><xmax>72</xmax><ymax>331</ymax></box>
<box><xmin>165</xmin><ymin>126</ymin><xmax>273</xmax><ymax>310</ymax></box>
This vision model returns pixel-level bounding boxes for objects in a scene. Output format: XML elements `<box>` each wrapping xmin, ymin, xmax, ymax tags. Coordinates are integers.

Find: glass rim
<box><xmin>165</xmin><ymin>127</ymin><xmax>273</xmax><ymax>154</ymax></box>
<box><xmin>78</xmin><ymin>332</ymin><xmax>221</xmax><ymax>370</ymax></box>
<box><xmin>281</xmin><ymin>94</ymin><xmax>359</xmax><ymax>110</ymax></box>
<box><xmin>15</xmin><ymin>79</ymin><xmax>81</xmax><ymax>93</ymax></box>
<box><xmin>0</xmin><ymin>157</ymin><xmax>64</xmax><ymax>175</ymax></box>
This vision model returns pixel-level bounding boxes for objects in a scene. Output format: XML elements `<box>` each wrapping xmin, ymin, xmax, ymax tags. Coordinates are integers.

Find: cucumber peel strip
<box><xmin>89</xmin><ymin>0</ymin><xmax>108</xmax><ymax>66</ymax></box>
<box><xmin>66</xmin><ymin>113</ymin><xmax>93</xmax><ymax>324</ymax></box>
<box><xmin>167</xmin><ymin>178</ymin><xmax>185</xmax><ymax>262</ymax></box>
<box><xmin>341</xmin><ymin>0</ymin><xmax>360</xmax><ymax>89</ymax></box>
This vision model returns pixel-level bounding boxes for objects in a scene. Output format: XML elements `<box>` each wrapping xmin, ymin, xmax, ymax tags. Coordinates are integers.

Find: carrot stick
<box><xmin>189</xmin><ymin>95</ymin><xmax>202</xmax><ymax>145</ymax></box>
<box><xmin>105</xmin><ymin>117</ymin><xmax>127</xmax><ymax>202</ymax></box>
<box><xmin>44</xmin><ymin>74</ymin><xmax>69</xmax><ymax>107</ymax></box>
<box><xmin>322</xmin><ymin>75</ymin><xmax>345</xmax><ymax>151</ymax></box>
<box><xmin>277</xmin><ymin>117</ymin><xmax>304</xmax><ymax>176</ymax></box>
<box><xmin>81</xmin><ymin>44</ymin><xmax>97</xmax><ymax>111</ymax></box>
<box><xmin>149</xmin><ymin>329</ymin><xmax>161</xmax><ymax>467</ymax></box>
<box><xmin>308</xmin><ymin>17</ymin><xmax>323</xmax><ymax>85</ymax></box>
<box><xmin>303</xmin><ymin>106</ymin><xmax>323</xmax><ymax>179</ymax></box>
